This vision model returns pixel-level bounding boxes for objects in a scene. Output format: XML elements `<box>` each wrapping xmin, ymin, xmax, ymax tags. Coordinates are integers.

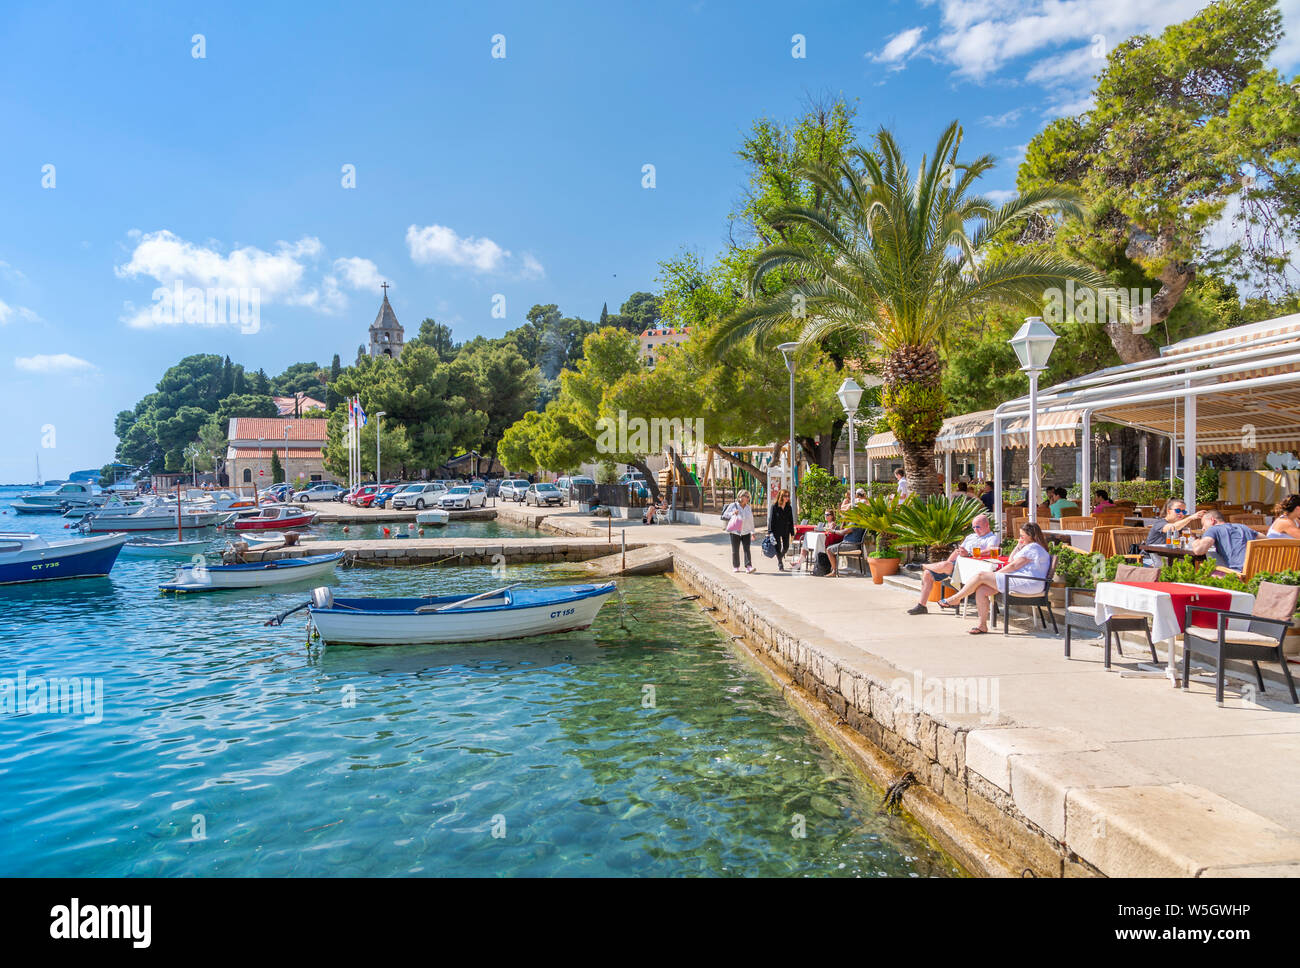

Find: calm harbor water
<box><xmin>0</xmin><ymin>488</ymin><xmax>960</xmax><ymax>877</ymax></box>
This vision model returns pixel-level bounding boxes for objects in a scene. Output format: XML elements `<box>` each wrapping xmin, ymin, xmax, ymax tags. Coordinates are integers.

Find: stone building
<box><xmin>638</xmin><ymin>325</ymin><xmax>689</xmax><ymax>368</ymax></box>
<box><xmin>225</xmin><ymin>417</ymin><xmax>330</xmax><ymax>489</ymax></box>
<box><xmin>369</xmin><ymin>283</ymin><xmax>404</xmax><ymax>359</ymax></box>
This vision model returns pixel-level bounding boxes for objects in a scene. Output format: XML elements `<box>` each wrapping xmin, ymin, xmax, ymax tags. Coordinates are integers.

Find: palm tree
<box><xmin>707</xmin><ymin>121</ymin><xmax>1105</xmax><ymax>497</ymax></box>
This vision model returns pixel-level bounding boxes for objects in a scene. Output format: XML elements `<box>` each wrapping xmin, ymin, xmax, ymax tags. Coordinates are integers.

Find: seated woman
<box><xmin>818</xmin><ymin>508</ymin><xmax>838</xmax><ymax>531</ymax></box>
<box><xmin>936</xmin><ymin>522</ymin><xmax>1053</xmax><ymax>635</ymax></box>
<box><xmin>1267</xmin><ymin>495</ymin><xmax>1300</xmax><ymax>539</ymax></box>
<box><xmin>1092</xmin><ymin>489</ymin><xmax>1114</xmax><ymax>511</ymax></box>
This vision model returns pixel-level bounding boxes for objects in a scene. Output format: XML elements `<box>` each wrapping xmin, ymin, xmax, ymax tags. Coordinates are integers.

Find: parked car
<box><xmin>440</xmin><ymin>485</ymin><xmax>486</xmax><ymax>510</ymax></box>
<box><xmin>295</xmin><ymin>483</ymin><xmax>345</xmax><ymax>503</ymax></box>
<box><xmin>392</xmin><ymin>482</ymin><xmax>446</xmax><ymax>510</ymax></box>
<box><xmin>556</xmin><ymin>475</ymin><xmax>595</xmax><ymax>499</ymax></box>
<box><xmin>350</xmin><ymin>484</ymin><xmax>381</xmax><ymax>507</ymax></box>
<box><xmin>498</xmin><ymin>479</ymin><xmax>532</xmax><ymax>502</ymax></box>
<box><xmin>372</xmin><ymin>483</ymin><xmax>405</xmax><ymax>509</ymax></box>
<box><xmin>617</xmin><ymin>471</ymin><xmax>650</xmax><ymax>498</ymax></box>
<box><xmin>264</xmin><ymin>482</ymin><xmax>294</xmax><ymax>502</ymax></box>
<box><xmin>484</xmin><ymin>479</ymin><xmax>502</xmax><ymax>497</ymax></box>
<box><xmin>525</xmin><ymin>482</ymin><xmax>565</xmax><ymax>507</ymax></box>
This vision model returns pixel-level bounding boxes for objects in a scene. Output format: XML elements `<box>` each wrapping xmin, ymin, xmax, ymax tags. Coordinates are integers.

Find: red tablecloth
<box><xmin>794</xmin><ymin>524</ymin><xmax>817</xmax><ymax>536</ymax></box>
<box><xmin>1117</xmin><ymin>582</ymin><xmax>1233</xmax><ymax>631</ymax></box>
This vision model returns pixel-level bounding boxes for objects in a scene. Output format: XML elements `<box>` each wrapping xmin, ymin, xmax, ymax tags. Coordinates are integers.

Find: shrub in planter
<box><xmin>889</xmin><ymin>494</ymin><xmax>984</xmax><ymax>563</ymax></box>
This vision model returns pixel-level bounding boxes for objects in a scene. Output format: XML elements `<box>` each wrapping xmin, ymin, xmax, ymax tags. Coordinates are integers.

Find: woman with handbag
<box><xmin>722</xmin><ymin>489</ymin><xmax>756</xmax><ymax>573</ymax></box>
<box><xmin>767</xmin><ymin>488</ymin><xmax>794</xmax><ymax>572</ymax></box>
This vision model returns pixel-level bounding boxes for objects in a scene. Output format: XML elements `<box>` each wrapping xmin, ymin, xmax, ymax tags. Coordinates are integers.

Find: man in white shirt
<box><xmin>894</xmin><ymin>468</ymin><xmax>910</xmax><ymax>498</ymax></box>
<box><xmin>908</xmin><ymin>514</ymin><xmax>1000</xmax><ymax>614</ymax></box>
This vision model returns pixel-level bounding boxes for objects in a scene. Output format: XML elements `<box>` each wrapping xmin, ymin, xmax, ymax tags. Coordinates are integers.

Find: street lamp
<box><xmin>778</xmin><ymin>342</ymin><xmax>800</xmax><ymax>519</ymax></box>
<box><xmin>1009</xmin><ymin>316</ymin><xmax>1059</xmax><ymax>525</ymax></box>
<box><xmin>375</xmin><ymin>412</ymin><xmax>387</xmax><ymax>484</ymax></box>
<box><xmin>836</xmin><ymin>377</ymin><xmax>864</xmax><ymax>504</ymax></box>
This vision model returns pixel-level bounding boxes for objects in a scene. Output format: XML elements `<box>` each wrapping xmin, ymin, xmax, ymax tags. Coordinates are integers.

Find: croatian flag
<box><xmin>354</xmin><ymin>398</ymin><xmax>367</xmax><ymax>427</ymax></box>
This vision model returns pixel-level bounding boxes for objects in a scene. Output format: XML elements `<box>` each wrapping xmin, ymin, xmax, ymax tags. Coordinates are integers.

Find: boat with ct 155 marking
<box><xmin>284</xmin><ymin>581</ymin><xmax>618</xmax><ymax>646</ymax></box>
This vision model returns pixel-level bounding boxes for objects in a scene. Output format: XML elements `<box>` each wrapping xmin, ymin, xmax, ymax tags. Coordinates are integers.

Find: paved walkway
<box><xmin>529</xmin><ymin>507</ymin><xmax>1300</xmax><ymax>874</ymax></box>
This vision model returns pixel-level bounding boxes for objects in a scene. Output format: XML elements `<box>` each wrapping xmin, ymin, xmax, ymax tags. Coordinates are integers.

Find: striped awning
<box><xmin>864</xmin><ymin>407</ymin><xmax>1081</xmax><ymax>458</ymax></box>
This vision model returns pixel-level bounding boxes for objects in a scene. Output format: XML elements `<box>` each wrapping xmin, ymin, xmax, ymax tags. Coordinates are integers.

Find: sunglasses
<box><xmin>1173</xmin><ymin>509</ymin><xmax>1187</xmax><ymax>515</ymax></box>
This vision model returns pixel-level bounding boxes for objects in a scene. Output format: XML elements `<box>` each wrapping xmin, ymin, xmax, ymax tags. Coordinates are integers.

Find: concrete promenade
<box><xmin>521</xmin><ymin>507</ymin><xmax>1300</xmax><ymax>877</ymax></box>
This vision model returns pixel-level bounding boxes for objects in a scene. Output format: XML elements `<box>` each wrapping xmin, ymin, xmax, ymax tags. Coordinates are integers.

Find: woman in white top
<box><xmin>1267</xmin><ymin>495</ymin><xmax>1300</xmax><ymax>539</ymax></box>
<box><xmin>722</xmin><ymin>489</ymin><xmax>756</xmax><ymax>573</ymax></box>
<box><xmin>937</xmin><ymin>522</ymin><xmax>1053</xmax><ymax>635</ymax></box>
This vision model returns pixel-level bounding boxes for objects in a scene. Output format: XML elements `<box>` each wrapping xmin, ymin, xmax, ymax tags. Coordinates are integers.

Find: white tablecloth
<box><xmin>1094</xmin><ymin>582</ymin><xmax>1254</xmax><ymax>646</ymax></box>
<box><xmin>1047</xmin><ymin>529</ymin><xmax>1093</xmax><ymax>549</ymax></box>
<box><xmin>951</xmin><ymin>555</ymin><xmax>999</xmax><ymax>588</ymax></box>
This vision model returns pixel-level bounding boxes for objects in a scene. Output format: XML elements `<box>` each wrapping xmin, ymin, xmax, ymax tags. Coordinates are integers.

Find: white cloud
<box><xmin>15</xmin><ymin>353</ymin><xmax>95</xmax><ymax>373</ymax></box>
<box><xmin>0</xmin><ymin>299</ymin><xmax>39</xmax><ymax>325</ymax></box>
<box><xmin>984</xmin><ymin>188</ymin><xmax>1019</xmax><ymax>205</ymax></box>
<box><xmin>115</xmin><ymin>230</ymin><xmax>384</xmax><ymax>326</ymax></box>
<box><xmin>980</xmin><ymin>107</ymin><xmax>1024</xmax><ymax>127</ymax></box>
<box><xmin>871</xmin><ymin>26</ymin><xmax>926</xmax><ymax>67</ymax></box>
<box><xmin>406</xmin><ymin>223</ymin><xmax>544</xmax><ymax>278</ymax></box>
<box><xmin>332</xmin><ymin>256</ymin><xmax>385</xmax><ymax>291</ymax></box>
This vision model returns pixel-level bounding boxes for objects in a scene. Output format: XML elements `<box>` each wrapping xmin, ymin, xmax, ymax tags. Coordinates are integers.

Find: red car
<box><xmin>348</xmin><ymin>484</ymin><xmax>380</xmax><ymax>507</ymax></box>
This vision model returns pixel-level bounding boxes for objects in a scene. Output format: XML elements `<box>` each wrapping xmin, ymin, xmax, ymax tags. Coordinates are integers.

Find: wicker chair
<box><xmin>1063</xmin><ymin>563</ymin><xmax>1161</xmax><ymax>666</ymax></box>
<box><xmin>1182</xmin><ymin>581</ymin><xmax>1299</xmax><ymax>705</ymax></box>
<box><xmin>991</xmin><ymin>555</ymin><xmax>1059</xmax><ymax>635</ymax></box>
<box><xmin>1110</xmin><ymin>526</ymin><xmax>1153</xmax><ymax>561</ymax></box>
<box><xmin>1219</xmin><ymin>538</ymin><xmax>1300</xmax><ymax>581</ymax></box>
<box><xmin>1089</xmin><ymin>526</ymin><xmax>1119</xmax><ymax>558</ymax></box>
<box><xmin>1060</xmin><ymin>515</ymin><xmax>1097</xmax><ymax>530</ymax></box>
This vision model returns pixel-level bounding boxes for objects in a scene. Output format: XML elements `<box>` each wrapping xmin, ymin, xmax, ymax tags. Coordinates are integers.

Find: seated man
<box><xmin>1048</xmin><ymin>487</ymin><xmax>1079</xmax><ymax>518</ymax></box>
<box><xmin>1188</xmin><ymin>509</ymin><xmax>1259</xmax><ymax>572</ymax></box>
<box><xmin>978</xmin><ymin>481</ymin><xmax>995</xmax><ymax>512</ymax></box>
<box><xmin>907</xmin><ymin>513</ymin><xmax>1000</xmax><ymax>614</ymax></box>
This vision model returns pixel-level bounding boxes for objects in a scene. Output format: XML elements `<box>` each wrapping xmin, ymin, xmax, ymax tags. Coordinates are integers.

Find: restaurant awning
<box><xmin>864</xmin><ymin>407</ymin><xmax>1082</xmax><ymax>458</ymax></box>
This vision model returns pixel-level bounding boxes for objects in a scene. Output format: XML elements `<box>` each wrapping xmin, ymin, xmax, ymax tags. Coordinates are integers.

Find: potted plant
<box><xmin>843</xmin><ymin>494</ymin><xmax>904</xmax><ymax>584</ymax></box>
<box><xmin>889</xmin><ymin>495</ymin><xmax>983</xmax><ymax>563</ymax></box>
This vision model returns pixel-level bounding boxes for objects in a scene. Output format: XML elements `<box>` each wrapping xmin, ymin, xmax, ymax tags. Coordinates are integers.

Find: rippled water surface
<box><xmin>0</xmin><ymin>491</ymin><xmax>960</xmax><ymax>877</ymax></box>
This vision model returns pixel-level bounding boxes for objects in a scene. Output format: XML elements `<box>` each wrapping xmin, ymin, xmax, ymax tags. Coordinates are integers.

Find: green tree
<box><xmin>270</xmin><ymin>450</ymin><xmax>284</xmax><ymax>484</ymax></box>
<box><xmin>270</xmin><ymin>361</ymin><xmax>324</xmax><ymax>397</ymax></box>
<box><xmin>708</xmin><ymin>122</ymin><xmax>1101</xmax><ymax>496</ymax></box>
<box><xmin>1018</xmin><ymin>0</ymin><xmax>1300</xmax><ymax>361</ymax></box>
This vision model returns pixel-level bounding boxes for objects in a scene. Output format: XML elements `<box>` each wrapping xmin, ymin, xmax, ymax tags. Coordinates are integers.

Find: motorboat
<box><xmin>159</xmin><ymin>551</ymin><xmax>345</xmax><ymax>593</ymax></box>
<box><xmin>11</xmin><ymin>500</ymin><xmax>66</xmax><ymax>515</ymax></box>
<box><xmin>300</xmin><ymin>581</ymin><xmax>617</xmax><ymax>646</ymax></box>
<box><xmin>237</xmin><ymin>532</ymin><xmax>321</xmax><ymax>549</ymax></box>
<box><xmin>120</xmin><ymin>536</ymin><xmax>211</xmax><ymax>558</ymax></box>
<box><xmin>77</xmin><ymin>504</ymin><xmax>236</xmax><ymax>533</ymax></box>
<box><xmin>415</xmin><ymin>509</ymin><xmax>450</xmax><ymax>526</ymax></box>
<box><xmin>0</xmin><ymin>532</ymin><xmax>128</xmax><ymax>585</ymax></box>
<box><xmin>10</xmin><ymin>482</ymin><xmax>107</xmax><ymax>512</ymax></box>
<box><xmin>230</xmin><ymin>506</ymin><xmax>316</xmax><ymax>531</ymax></box>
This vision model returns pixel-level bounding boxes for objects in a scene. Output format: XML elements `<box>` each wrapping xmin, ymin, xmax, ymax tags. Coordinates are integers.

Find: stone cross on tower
<box><xmin>368</xmin><ymin>284</ymin><xmax>404</xmax><ymax>359</ymax></box>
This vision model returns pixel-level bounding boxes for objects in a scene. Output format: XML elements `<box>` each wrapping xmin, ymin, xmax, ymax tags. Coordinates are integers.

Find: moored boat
<box><xmin>78</xmin><ymin>505</ymin><xmax>236</xmax><ymax>532</ymax></box>
<box><xmin>230</xmin><ymin>506</ymin><xmax>316</xmax><ymax>531</ymax></box>
<box><xmin>415</xmin><ymin>509</ymin><xmax>450</xmax><ymax>526</ymax></box>
<box><xmin>10</xmin><ymin>481</ymin><xmax>107</xmax><ymax>512</ymax></box>
<box><xmin>159</xmin><ymin>551</ymin><xmax>345</xmax><ymax>592</ymax></box>
<box><xmin>303</xmin><ymin>581</ymin><xmax>617</xmax><ymax>646</ymax></box>
<box><xmin>10</xmin><ymin>500</ymin><xmax>66</xmax><ymax>515</ymax></box>
<box><xmin>0</xmin><ymin>532</ymin><xmax>128</xmax><ymax>585</ymax></box>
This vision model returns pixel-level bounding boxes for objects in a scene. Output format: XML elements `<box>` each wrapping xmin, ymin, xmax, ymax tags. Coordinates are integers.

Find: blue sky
<box><xmin>2</xmin><ymin>0</ymin><xmax>1296</xmax><ymax>481</ymax></box>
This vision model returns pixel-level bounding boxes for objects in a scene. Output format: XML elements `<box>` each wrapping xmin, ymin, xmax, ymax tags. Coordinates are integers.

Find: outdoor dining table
<box><xmin>803</xmin><ymin>529</ymin><xmax>847</xmax><ymax>557</ymax></box>
<box><xmin>1139</xmin><ymin>542</ymin><xmax>1206</xmax><ymax>565</ymax></box>
<box><xmin>1043</xmin><ymin>529</ymin><xmax>1092</xmax><ymax>549</ymax></box>
<box><xmin>1093</xmin><ymin>580</ymin><xmax>1255</xmax><ymax>682</ymax></box>
<box><xmin>947</xmin><ymin>554</ymin><xmax>1010</xmax><ymax>615</ymax></box>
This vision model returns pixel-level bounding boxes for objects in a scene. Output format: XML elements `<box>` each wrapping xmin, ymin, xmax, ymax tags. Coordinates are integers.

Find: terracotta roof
<box><xmin>272</xmin><ymin>395</ymin><xmax>326</xmax><ymax>415</ymax></box>
<box><xmin>228</xmin><ymin>417</ymin><xmax>329</xmax><ymax>442</ymax></box>
<box><xmin>229</xmin><ymin>447</ymin><xmax>324</xmax><ymax>459</ymax></box>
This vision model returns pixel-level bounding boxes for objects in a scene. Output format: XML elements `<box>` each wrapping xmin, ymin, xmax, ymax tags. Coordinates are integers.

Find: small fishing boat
<box><xmin>231</xmin><ymin>506</ymin><xmax>317</xmax><ymax>531</ymax></box>
<box><xmin>10</xmin><ymin>499</ymin><xmax>66</xmax><ymax>515</ymax></box>
<box><xmin>415</xmin><ymin>509</ymin><xmax>450</xmax><ymax>526</ymax></box>
<box><xmin>0</xmin><ymin>532</ymin><xmax>128</xmax><ymax>585</ymax></box>
<box><xmin>294</xmin><ymin>581</ymin><xmax>617</xmax><ymax>646</ymax></box>
<box><xmin>159</xmin><ymin>551</ymin><xmax>345</xmax><ymax>593</ymax></box>
<box><xmin>78</xmin><ymin>504</ymin><xmax>235</xmax><ymax>533</ymax></box>
<box><xmin>120</xmin><ymin>536</ymin><xmax>211</xmax><ymax>558</ymax></box>
<box><xmin>238</xmin><ymin>532</ymin><xmax>321</xmax><ymax>549</ymax></box>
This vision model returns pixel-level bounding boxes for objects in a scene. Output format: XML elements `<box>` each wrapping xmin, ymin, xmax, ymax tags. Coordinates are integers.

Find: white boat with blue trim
<box><xmin>159</xmin><ymin>551</ymin><xmax>345</xmax><ymax>592</ymax></box>
<box><xmin>299</xmin><ymin>581</ymin><xmax>617</xmax><ymax>646</ymax></box>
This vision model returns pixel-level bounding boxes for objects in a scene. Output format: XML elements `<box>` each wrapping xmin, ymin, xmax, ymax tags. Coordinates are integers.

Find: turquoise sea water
<box><xmin>0</xmin><ymin>487</ymin><xmax>960</xmax><ymax>877</ymax></box>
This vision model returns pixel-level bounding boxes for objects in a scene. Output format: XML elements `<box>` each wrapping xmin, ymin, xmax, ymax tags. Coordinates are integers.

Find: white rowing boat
<box><xmin>159</xmin><ymin>551</ymin><xmax>345</xmax><ymax>593</ymax></box>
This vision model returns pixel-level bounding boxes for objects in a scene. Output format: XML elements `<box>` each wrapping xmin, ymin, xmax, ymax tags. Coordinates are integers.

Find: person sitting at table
<box><xmin>818</xmin><ymin>508</ymin><xmax>838</xmax><ymax>531</ymax></box>
<box><xmin>978</xmin><ymin>481</ymin><xmax>995</xmax><ymax>512</ymax></box>
<box><xmin>1092</xmin><ymin>489</ymin><xmax>1114</xmax><ymax>511</ymax></box>
<box><xmin>954</xmin><ymin>481</ymin><xmax>969</xmax><ymax>496</ymax></box>
<box><xmin>839</xmin><ymin>486</ymin><xmax>866</xmax><ymax>513</ymax></box>
<box><xmin>826</xmin><ymin>523</ymin><xmax>867</xmax><ymax>577</ymax></box>
<box><xmin>1267</xmin><ymin>495</ymin><xmax>1300</xmax><ymax>539</ymax></box>
<box><xmin>907</xmin><ymin>513</ymin><xmax>1000</xmax><ymax>614</ymax></box>
<box><xmin>1188</xmin><ymin>509</ymin><xmax>1259</xmax><ymax>572</ymax></box>
<box><xmin>936</xmin><ymin>522</ymin><xmax>1053</xmax><ymax>634</ymax></box>
<box><xmin>1139</xmin><ymin>497</ymin><xmax>1197</xmax><ymax>566</ymax></box>
<box><xmin>1048</xmin><ymin>487</ymin><xmax>1079</xmax><ymax>518</ymax></box>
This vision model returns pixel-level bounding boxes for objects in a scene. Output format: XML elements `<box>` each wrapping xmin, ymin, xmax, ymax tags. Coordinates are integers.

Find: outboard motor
<box><xmin>311</xmin><ymin>586</ymin><xmax>333</xmax><ymax>610</ymax></box>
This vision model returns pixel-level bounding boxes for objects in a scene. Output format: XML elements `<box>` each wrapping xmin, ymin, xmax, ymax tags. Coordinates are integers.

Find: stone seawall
<box><xmin>668</xmin><ymin>551</ymin><xmax>1098</xmax><ymax>878</ymax></box>
<box><xmin>249</xmin><ymin>537</ymin><xmax>638</xmax><ymax>566</ymax></box>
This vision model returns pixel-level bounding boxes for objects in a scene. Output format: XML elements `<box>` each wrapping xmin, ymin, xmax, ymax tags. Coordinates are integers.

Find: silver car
<box><xmin>525</xmin><ymin>483</ymin><xmax>565</xmax><ymax>507</ymax></box>
<box><xmin>440</xmin><ymin>486</ymin><xmax>486</xmax><ymax>510</ymax></box>
<box><xmin>392</xmin><ymin>482</ymin><xmax>446</xmax><ymax>510</ymax></box>
<box><xmin>498</xmin><ymin>479</ymin><xmax>532</xmax><ymax>502</ymax></box>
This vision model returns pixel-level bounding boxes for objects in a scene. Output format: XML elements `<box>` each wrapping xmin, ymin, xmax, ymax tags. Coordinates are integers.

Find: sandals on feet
<box><xmin>968</xmin><ymin>626</ymin><xmax>989</xmax><ymax>635</ymax></box>
<box><xmin>937</xmin><ymin>598</ymin><xmax>957</xmax><ymax>610</ymax></box>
